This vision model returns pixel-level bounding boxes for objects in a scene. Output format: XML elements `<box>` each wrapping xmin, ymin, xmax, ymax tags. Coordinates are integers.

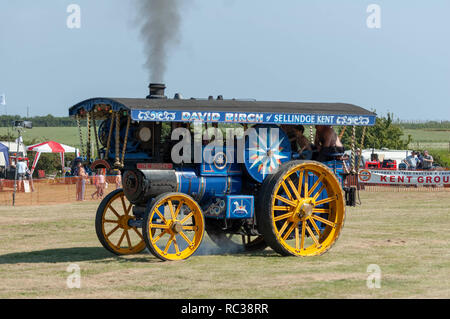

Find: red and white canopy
<box><xmin>27</xmin><ymin>141</ymin><xmax>79</xmax><ymax>175</ymax></box>
<box><xmin>27</xmin><ymin>141</ymin><xmax>78</xmax><ymax>153</ymax></box>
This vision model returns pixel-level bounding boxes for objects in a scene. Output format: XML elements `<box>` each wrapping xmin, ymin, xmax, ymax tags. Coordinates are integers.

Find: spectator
<box><xmin>115</xmin><ymin>170</ymin><xmax>122</xmax><ymax>189</ymax></box>
<box><xmin>422</xmin><ymin>150</ymin><xmax>434</xmax><ymax>170</ymax></box>
<box><xmin>91</xmin><ymin>172</ymin><xmax>100</xmax><ymax>200</ymax></box>
<box><xmin>355</xmin><ymin>149</ymin><xmax>365</xmax><ymax>168</ymax></box>
<box><xmin>314</xmin><ymin>125</ymin><xmax>345</xmax><ymax>162</ymax></box>
<box><xmin>76</xmin><ymin>162</ymin><xmax>88</xmax><ymax>201</ymax></box>
<box><xmin>16</xmin><ymin>159</ymin><xmax>28</xmax><ymax>192</ymax></box>
<box><xmin>284</xmin><ymin>125</ymin><xmax>313</xmax><ymax>160</ymax></box>
<box><xmin>403</xmin><ymin>151</ymin><xmax>418</xmax><ymax>170</ymax></box>
<box><xmin>97</xmin><ymin>169</ymin><xmax>106</xmax><ymax>199</ymax></box>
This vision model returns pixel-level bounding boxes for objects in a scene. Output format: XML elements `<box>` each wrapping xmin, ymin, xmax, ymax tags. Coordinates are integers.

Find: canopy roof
<box><xmin>0</xmin><ymin>143</ymin><xmax>9</xmax><ymax>167</ymax></box>
<box><xmin>69</xmin><ymin>97</ymin><xmax>377</xmax><ymax>126</ymax></box>
<box><xmin>27</xmin><ymin>141</ymin><xmax>77</xmax><ymax>153</ymax></box>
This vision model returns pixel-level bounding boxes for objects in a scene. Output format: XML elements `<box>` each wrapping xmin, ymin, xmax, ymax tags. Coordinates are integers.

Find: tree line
<box><xmin>0</xmin><ymin>115</ymin><xmax>81</xmax><ymax>127</ymax></box>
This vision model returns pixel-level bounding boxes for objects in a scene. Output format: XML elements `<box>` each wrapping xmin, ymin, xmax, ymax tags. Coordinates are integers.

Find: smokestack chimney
<box><xmin>147</xmin><ymin>83</ymin><xmax>167</xmax><ymax>99</ymax></box>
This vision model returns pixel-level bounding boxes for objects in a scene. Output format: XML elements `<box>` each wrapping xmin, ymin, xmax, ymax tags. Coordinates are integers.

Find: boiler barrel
<box><xmin>123</xmin><ymin>168</ymin><xmax>242</xmax><ymax>205</ymax></box>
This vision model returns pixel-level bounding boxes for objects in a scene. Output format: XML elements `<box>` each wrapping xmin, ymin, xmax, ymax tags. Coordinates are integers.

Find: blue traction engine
<box><xmin>69</xmin><ymin>83</ymin><xmax>376</xmax><ymax>261</ymax></box>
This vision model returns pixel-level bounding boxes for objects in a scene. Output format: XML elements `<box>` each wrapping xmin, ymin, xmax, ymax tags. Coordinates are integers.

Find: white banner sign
<box><xmin>359</xmin><ymin>169</ymin><xmax>450</xmax><ymax>185</ymax></box>
<box><xmin>0</xmin><ymin>94</ymin><xmax>5</xmax><ymax>106</ymax></box>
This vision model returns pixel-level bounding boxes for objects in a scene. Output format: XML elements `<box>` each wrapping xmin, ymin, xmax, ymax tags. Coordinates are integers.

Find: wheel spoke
<box><xmin>308</xmin><ymin>217</ymin><xmax>322</xmax><ymax>238</ymax></box>
<box><xmin>297</xmin><ymin>170</ymin><xmax>304</xmax><ymax>195</ymax></box>
<box><xmin>106</xmin><ymin>225</ymin><xmax>120</xmax><ymax>237</ymax></box>
<box><xmin>273</xmin><ymin>206</ymin><xmax>291</xmax><ymax>211</ymax></box>
<box><xmin>173</xmin><ymin>237</ymin><xmax>180</xmax><ymax>255</ymax></box>
<box><xmin>167</xmin><ymin>200</ymin><xmax>176</xmax><ymax>220</ymax></box>
<box><xmin>300</xmin><ymin>220</ymin><xmax>306</xmax><ymax>250</ymax></box>
<box><xmin>179</xmin><ymin>231</ymin><xmax>193</xmax><ymax>247</ymax></box>
<box><xmin>281</xmin><ymin>181</ymin><xmax>293</xmax><ymax>201</ymax></box>
<box><xmin>274</xmin><ymin>211</ymin><xmax>293</xmax><ymax>222</ymax></box>
<box><xmin>179</xmin><ymin>212</ymin><xmax>194</xmax><ymax>224</ymax></box>
<box><xmin>132</xmin><ymin>227</ymin><xmax>145</xmax><ymax>240</ymax></box>
<box><xmin>125</xmin><ymin>230</ymin><xmax>132</xmax><ymax>248</ymax></box>
<box><xmin>126</xmin><ymin>202</ymin><xmax>133</xmax><ymax>215</ymax></box>
<box><xmin>312</xmin><ymin>185</ymin><xmax>326</xmax><ymax>201</ymax></box>
<box><xmin>282</xmin><ymin>222</ymin><xmax>296</xmax><ymax>241</ymax></box>
<box><xmin>308</xmin><ymin>174</ymin><xmax>325</xmax><ymax>197</ymax></box>
<box><xmin>182</xmin><ymin>225</ymin><xmax>197</xmax><ymax>231</ymax></box>
<box><xmin>305</xmin><ymin>224</ymin><xmax>320</xmax><ymax>247</ymax></box>
<box><xmin>275</xmin><ymin>195</ymin><xmax>297</xmax><ymax>207</ymax></box>
<box><xmin>312</xmin><ymin>214</ymin><xmax>336</xmax><ymax>228</ymax></box>
<box><xmin>295</xmin><ymin>227</ymin><xmax>300</xmax><ymax>250</ymax></box>
<box><xmin>286</xmin><ymin>176</ymin><xmax>301</xmax><ymax>200</ymax></box>
<box><xmin>304</xmin><ymin>171</ymin><xmax>309</xmax><ymax>196</ymax></box>
<box><xmin>312</xmin><ymin>208</ymin><xmax>330</xmax><ymax>214</ymax></box>
<box><xmin>150</xmin><ymin>223</ymin><xmax>170</xmax><ymax>229</ymax></box>
<box><xmin>154</xmin><ymin>208</ymin><xmax>167</xmax><ymax>224</ymax></box>
<box><xmin>120</xmin><ymin>195</ymin><xmax>128</xmax><ymax>215</ymax></box>
<box><xmin>174</xmin><ymin>201</ymin><xmax>183</xmax><ymax>219</ymax></box>
<box><xmin>108</xmin><ymin>205</ymin><xmax>121</xmax><ymax>219</ymax></box>
<box><xmin>117</xmin><ymin>230</ymin><xmax>126</xmax><ymax>247</ymax></box>
<box><xmin>164</xmin><ymin>234</ymin><xmax>175</xmax><ymax>254</ymax></box>
<box><xmin>104</xmin><ymin>219</ymin><xmax>118</xmax><ymax>224</ymax></box>
<box><xmin>315</xmin><ymin>196</ymin><xmax>336</xmax><ymax>206</ymax></box>
<box><xmin>278</xmin><ymin>220</ymin><xmax>290</xmax><ymax>237</ymax></box>
<box><xmin>152</xmin><ymin>229</ymin><xmax>168</xmax><ymax>244</ymax></box>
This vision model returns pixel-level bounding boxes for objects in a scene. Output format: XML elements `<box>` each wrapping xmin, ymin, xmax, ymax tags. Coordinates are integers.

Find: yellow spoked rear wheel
<box><xmin>143</xmin><ymin>193</ymin><xmax>205</xmax><ymax>261</ymax></box>
<box><xmin>95</xmin><ymin>189</ymin><xmax>146</xmax><ymax>255</ymax></box>
<box><xmin>257</xmin><ymin>160</ymin><xmax>345</xmax><ymax>257</ymax></box>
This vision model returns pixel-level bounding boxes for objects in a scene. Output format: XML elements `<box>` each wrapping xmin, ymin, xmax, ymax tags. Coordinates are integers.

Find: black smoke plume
<box><xmin>135</xmin><ymin>0</ymin><xmax>187</xmax><ymax>82</ymax></box>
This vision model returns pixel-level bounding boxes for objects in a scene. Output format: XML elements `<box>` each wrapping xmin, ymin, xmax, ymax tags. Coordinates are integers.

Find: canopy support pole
<box><xmin>350</xmin><ymin>126</ymin><xmax>356</xmax><ymax>174</ymax></box>
<box><xmin>120</xmin><ymin>114</ymin><xmax>131</xmax><ymax>168</ymax></box>
<box><xmin>92</xmin><ymin>111</ymin><xmax>100</xmax><ymax>159</ymax></box>
<box><xmin>114</xmin><ymin>112</ymin><xmax>121</xmax><ymax>168</ymax></box>
<box><xmin>86</xmin><ymin>112</ymin><xmax>92</xmax><ymax>163</ymax></box>
<box><xmin>105</xmin><ymin>112</ymin><xmax>115</xmax><ymax>161</ymax></box>
<box><xmin>76</xmin><ymin>114</ymin><xmax>85</xmax><ymax>158</ymax></box>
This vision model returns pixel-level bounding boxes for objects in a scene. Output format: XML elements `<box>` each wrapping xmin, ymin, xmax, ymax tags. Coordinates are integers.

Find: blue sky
<box><xmin>0</xmin><ymin>0</ymin><xmax>449</xmax><ymax>121</ymax></box>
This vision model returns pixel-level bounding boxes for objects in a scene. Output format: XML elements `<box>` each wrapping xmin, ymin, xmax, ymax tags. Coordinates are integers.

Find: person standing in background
<box><xmin>403</xmin><ymin>151</ymin><xmax>418</xmax><ymax>170</ymax></box>
<box><xmin>97</xmin><ymin>168</ymin><xmax>106</xmax><ymax>199</ymax></box>
<box><xmin>422</xmin><ymin>150</ymin><xmax>434</xmax><ymax>170</ymax></box>
<box><xmin>91</xmin><ymin>171</ymin><xmax>100</xmax><ymax>199</ymax></box>
<box><xmin>76</xmin><ymin>162</ymin><xmax>88</xmax><ymax>201</ymax></box>
<box><xmin>16</xmin><ymin>159</ymin><xmax>28</xmax><ymax>192</ymax></box>
<box><xmin>115</xmin><ymin>170</ymin><xmax>122</xmax><ymax>189</ymax></box>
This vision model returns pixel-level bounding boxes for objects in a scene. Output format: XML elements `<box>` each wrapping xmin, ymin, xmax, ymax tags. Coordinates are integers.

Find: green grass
<box><xmin>403</xmin><ymin>128</ymin><xmax>450</xmax><ymax>151</ymax></box>
<box><xmin>0</xmin><ymin>191</ymin><xmax>449</xmax><ymax>298</ymax></box>
<box><xmin>0</xmin><ymin>127</ymin><xmax>80</xmax><ymax>147</ymax></box>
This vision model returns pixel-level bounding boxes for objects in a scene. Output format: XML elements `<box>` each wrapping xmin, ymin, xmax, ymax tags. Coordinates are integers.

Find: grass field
<box><xmin>0</xmin><ymin>127</ymin><xmax>80</xmax><ymax>146</ymax></box>
<box><xmin>403</xmin><ymin>128</ymin><xmax>450</xmax><ymax>151</ymax></box>
<box><xmin>0</xmin><ymin>191</ymin><xmax>449</xmax><ymax>299</ymax></box>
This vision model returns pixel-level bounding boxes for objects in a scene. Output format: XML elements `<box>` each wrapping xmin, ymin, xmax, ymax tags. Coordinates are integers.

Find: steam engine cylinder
<box><xmin>122</xmin><ymin>168</ymin><xmax>242</xmax><ymax>205</ymax></box>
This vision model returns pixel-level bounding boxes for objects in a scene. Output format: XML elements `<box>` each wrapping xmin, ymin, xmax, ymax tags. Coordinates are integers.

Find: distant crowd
<box><xmin>402</xmin><ymin>150</ymin><xmax>434</xmax><ymax>170</ymax></box>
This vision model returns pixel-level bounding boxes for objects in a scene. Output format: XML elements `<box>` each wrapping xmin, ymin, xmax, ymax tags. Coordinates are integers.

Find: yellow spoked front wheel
<box><xmin>95</xmin><ymin>189</ymin><xmax>146</xmax><ymax>255</ymax></box>
<box><xmin>143</xmin><ymin>193</ymin><xmax>205</xmax><ymax>261</ymax></box>
<box><xmin>257</xmin><ymin>160</ymin><xmax>345</xmax><ymax>257</ymax></box>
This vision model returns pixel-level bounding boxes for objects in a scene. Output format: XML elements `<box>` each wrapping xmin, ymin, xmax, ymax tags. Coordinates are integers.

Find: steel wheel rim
<box><xmin>101</xmin><ymin>190</ymin><xmax>146</xmax><ymax>254</ymax></box>
<box><xmin>271</xmin><ymin>163</ymin><xmax>345</xmax><ymax>256</ymax></box>
<box><xmin>146</xmin><ymin>194</ymin><xmax>204</xmax><ymax>261</ymax></box>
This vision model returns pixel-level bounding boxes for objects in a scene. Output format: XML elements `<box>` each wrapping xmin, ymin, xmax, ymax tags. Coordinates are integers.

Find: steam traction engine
<box><xmin>69</xmin><ymin>83</ymin><xmax>376</xmax><ymax>261</ymax></box>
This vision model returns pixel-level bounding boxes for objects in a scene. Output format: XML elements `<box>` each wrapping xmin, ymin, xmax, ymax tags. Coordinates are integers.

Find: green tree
<box><xmin>340</xmin><ymin>113</ymin><xmax>412</xmax><ymax>150</ymax></box>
